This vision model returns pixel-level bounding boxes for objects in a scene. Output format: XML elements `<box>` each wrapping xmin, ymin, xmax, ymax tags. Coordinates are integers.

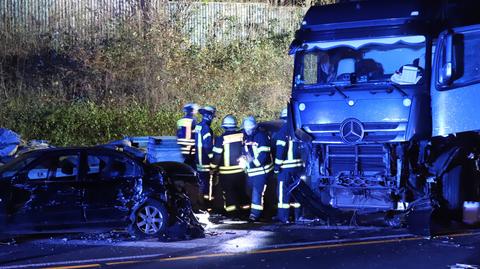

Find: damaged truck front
<box><xmin>289</xmin><ymin>0</ymin><xmax>480</xmax><ymax>232</ymax></box>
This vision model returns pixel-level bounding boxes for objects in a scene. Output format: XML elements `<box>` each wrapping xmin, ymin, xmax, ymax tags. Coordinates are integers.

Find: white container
<box><xmin>463</xmin><ymin>201</ymin><xmax>480</xmax><ymax>225</ymax></box>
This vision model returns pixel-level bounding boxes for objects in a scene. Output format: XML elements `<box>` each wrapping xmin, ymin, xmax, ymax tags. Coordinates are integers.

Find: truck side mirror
<box><xmin>439</xmin><ymin>32</ymin><xmax>455</xmax><ymax>86</ymax></box>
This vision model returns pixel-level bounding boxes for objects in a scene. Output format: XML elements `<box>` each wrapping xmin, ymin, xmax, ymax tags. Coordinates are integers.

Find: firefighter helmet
<box><xmin>242</xmin><ymin>116</ymin><xmax>257</xmax><ymax>135</ymax></box>
<box><xmin>183</xmin><ymin>103</ymin><xmax>199</xmax><ymax>114</ymax></box>
<box><xmin>222</xmin><ymin>115</ymin><xmax>237</xmax><ymax>129</ymax></box>
<box><xmin>199</xmin><ymin>105</ymin><xmax>216</xmax><ymax>116</ymax></box>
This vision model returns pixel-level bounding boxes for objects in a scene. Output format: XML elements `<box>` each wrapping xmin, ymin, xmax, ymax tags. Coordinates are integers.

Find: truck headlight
<box><xmin>403</xmin><ymin>98</ymin><xmax>412</xmax><ymax>107</ymax></box>
<box><xmin>299</xmin><ymin>103</ymin><xmax>306</xmax><ymax>111</ymax></box>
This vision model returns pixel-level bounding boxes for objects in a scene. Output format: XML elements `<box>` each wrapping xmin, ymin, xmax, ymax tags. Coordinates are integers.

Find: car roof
<box><xmin>22</xmin><ymin>146</ymin><xmax>136</xmax><ymax>159</ymax></box>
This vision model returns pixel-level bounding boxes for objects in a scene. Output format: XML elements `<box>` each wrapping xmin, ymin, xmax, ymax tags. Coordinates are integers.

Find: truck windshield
<box><xmin>295</xmin><ymin>36</ymin><xmax>426</xmax><ymax>87</ymax></box>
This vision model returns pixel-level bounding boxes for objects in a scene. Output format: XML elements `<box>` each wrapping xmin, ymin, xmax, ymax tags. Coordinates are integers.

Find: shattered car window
<box><xmin>55</xmin><ymin>155</ymin><xmax>80</xmax><ymax>178</ymax></box>
<box><xmin>87</xmin><ymin>154</ymin><xmax>141</xmax><ymax>180</ymax></box>
<box><xmin>0</xmin><ymin>157</ymin><xmax>36</xmax><ymax>178</ymax></box>
<box><xmin>27</xmin><ymin>161</ymin><xmax>50</xmax><ymax>180</ymax></box>
<box><xmin>27</xmin><ymin>154</ymin><xmax>79</xmax><ymax>180</ymax></box>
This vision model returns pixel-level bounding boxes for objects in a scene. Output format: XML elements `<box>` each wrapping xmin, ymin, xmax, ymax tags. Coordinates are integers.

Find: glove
<box><xmin>238</xmin><ymin>156</ymin><xmax>248</xmax><ymax>170</ymax></box>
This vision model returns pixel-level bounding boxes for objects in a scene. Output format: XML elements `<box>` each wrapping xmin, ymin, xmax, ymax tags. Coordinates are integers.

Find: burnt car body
<box><xmin>0</xmin><ymin>147</ymin><xmax>203</xmax><ymax>239</ymax></box>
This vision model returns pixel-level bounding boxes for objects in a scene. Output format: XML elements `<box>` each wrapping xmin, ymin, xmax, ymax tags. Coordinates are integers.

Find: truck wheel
<box><xmin>441</xmin><ymin>165</ymin><xmax>464</xmax><ymax>213</ymax></box>
<box><xmin>128</xmin><ymin>200</ymin><xmax>168</xmax><ymax>239</ymax></box>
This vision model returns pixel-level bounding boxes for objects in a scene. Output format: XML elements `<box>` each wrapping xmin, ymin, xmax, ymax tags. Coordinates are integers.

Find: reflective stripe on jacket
<box><xmin>176</xmin><ymin>117</ymin><xmax>196</xmax><ymax>156</ymax></box>
<box><xmin>274</xmin><ymin>124</ymin><xmax>304</xmax><ymax>170</ymax></box>
<box><xmin>212</xmin><ymin>131</ymin><xmax>244</xmax><ymax>175</ymax></box>
<box><xmin>194</xmin><ymin>122</ymin><xmax>214</xmax><ymax>171</ymax></box>
<box><xmin>243</xmin><ymin>130</ymin><xmax>273</xmax><ymax>177</ymax></box>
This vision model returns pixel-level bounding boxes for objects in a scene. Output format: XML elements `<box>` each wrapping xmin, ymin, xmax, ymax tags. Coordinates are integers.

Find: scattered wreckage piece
<box><xmin>287</xmin><ymin>172</ymin><xmax>477</xmax><ymax>236</ymax></box>
<box><xmin>107</xmin><ymin>136</ymin><xmax>183</xmax><ymax>163</ymax></box>
<box><xmin>0</xmin><ymin>146</ymin><xmax>204</xmax><ymax>240</ymax></box>
<box><xmin>0</xmin><ymin>128</ymin><xmax>21</xmax><ymax>165</ymax></box>
<box><xmin>0</xmin><ymin>128</ymin><xmax>52</xmax><ymax>166</ymax></box>
<box><xmin>449</xmin><ymin>264</ymin><xmax>480</xmax><ymax>269</ymax></box>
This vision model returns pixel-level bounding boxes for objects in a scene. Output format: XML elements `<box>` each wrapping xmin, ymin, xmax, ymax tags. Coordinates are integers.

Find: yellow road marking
<box><xmin>104</xmin><ymin>260</ymin><xmax>139</xmax><ymax>266</ymax></box>
<box><xmin>41</xmin><ymin>264</ymin><xmax>101</xmax><ymax>269</ymax></box>
<box><xmin>160</xmin><ymin>253</ymin><xmax>235</xmax><ymax>262</ymax></box>
<box><xmin>250</xmin><ymin>236</ymin><xmax>422</xmax><ymax>255</ymax></box>
<box><xmin>438</xmin><ymin>232</ymin><xmax>475</xmax><ymax>238</ymax></box>
<box><xmin>47</xmin><ymin>231</ymin><xmax>478</xmax><ymax>269</ymax></box>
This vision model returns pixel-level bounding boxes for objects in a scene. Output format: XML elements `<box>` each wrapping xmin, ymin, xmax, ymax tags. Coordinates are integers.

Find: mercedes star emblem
<box><xmin>340</xmin><ymin>118</ymin><xmax>365</xmax><ymax>144</ymax></box>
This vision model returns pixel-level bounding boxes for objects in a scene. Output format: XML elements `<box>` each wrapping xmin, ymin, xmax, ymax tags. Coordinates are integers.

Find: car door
<box><xmin>431</xmin><ymin>24</ymin><xmax>480</xmax><ymax>137</ymax></box>
<box><xmin>9</xmin><ymin>151</ymin><xmax>84</xmax><ymax>230</ymax></box>
<box><xmin>83</xmin><ymin>150</ymin><xmax>143</xmax><ymax>224</ymax></box>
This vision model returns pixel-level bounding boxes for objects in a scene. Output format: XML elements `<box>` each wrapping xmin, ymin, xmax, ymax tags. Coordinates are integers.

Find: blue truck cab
<box><xmin>289</xmin><ymin>0</ymin><xmax>480</xmax><ymax>222</ymax></box>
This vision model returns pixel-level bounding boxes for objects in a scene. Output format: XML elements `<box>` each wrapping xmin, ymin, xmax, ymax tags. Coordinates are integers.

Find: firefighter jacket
<box><xmin>274</xmin><ymin>124</ymin><xmax>304</xmax><ymax>171</ymax></box>
<box><xmin>176</xmin><ymin>116</ymin><xmax>196</xmax><ymax>156</ymax></box>
<box><xmin>194</xmin><ymin>121</ymin><xmax>214</xmax><ymax>172</ymax></box>
<box><xmin>211</xmin><ymin>130</ymin><xmax>244</xmax><ymax>175</ymax></box>
<box><xmin>243</xmin><ymin>130</ymin><xmax>273</xmax><ymax>177</ymax></box>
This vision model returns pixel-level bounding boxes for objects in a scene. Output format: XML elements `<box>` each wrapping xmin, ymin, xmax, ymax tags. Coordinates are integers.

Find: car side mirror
<box><xmin>439</xmin><ymin>32</ymin><xmax>456</xmax><ymax>86</ymax></box>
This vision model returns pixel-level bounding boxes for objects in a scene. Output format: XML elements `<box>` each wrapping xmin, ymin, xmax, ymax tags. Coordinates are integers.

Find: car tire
<box><xmin>128</xmin><ymin>200</ymin><xmax>168</xmax><ymax>239</ymax></box>
<box><xmin>441</xmin><ymin>165</ymin><xmax>464</xmax><ymax>213</ymax></box>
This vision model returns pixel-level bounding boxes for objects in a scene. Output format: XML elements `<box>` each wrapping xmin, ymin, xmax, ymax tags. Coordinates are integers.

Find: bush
<box><xmin>0</xmin><ymin>99</ymin><xmax>183</xmax><ymax>145</ymax></box>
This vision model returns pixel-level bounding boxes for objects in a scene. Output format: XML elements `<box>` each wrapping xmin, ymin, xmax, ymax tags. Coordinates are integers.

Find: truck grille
<box><xmin>325</xmin><ymin>144</ymin><xmax>388</xmax><ymax>177</ymax></box>
<box><xmin>304</xmin><ymin>122</ymin><xmax>407</xmax><ymax>143</ymax></box>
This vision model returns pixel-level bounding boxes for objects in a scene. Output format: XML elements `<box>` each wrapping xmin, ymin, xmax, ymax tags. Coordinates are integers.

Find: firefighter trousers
<box><xmin>198</xmin><ymin>171</ymin><xmax>213</xmax><ymax>201</ymax></box>
<box><xmin>277</xmin><ymin>168</ymin><xmax>302</xmax><ymax>222</ymax></box>
<box><xmin>248</xmin><ymin>172</ymin><xmax>271</xmax><ymax>219</ymax></box>
<box><xmin>219</xmin><ymin>172</ymin><xmax>250</xmax><ymax>217</ymax></box>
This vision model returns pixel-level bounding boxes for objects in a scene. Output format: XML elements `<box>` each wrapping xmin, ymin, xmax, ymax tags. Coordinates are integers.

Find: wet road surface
<box><xmin>0</xmin><ymin>221</ymin><xmax>479</xmax><ymax>269</ymax></box>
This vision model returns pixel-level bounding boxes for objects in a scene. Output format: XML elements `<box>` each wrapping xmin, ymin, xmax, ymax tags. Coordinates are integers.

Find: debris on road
<box><xmin>449</xmin><ymin>264</ymin><xmax>479</xmax><ymax>269</ymax></box>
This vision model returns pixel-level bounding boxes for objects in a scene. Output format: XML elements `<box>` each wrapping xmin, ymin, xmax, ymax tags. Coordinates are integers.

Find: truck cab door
<box><xmin>431</xmin><ymin>24</ymin><xmax>480</xmax><ymax>137</ymax></box>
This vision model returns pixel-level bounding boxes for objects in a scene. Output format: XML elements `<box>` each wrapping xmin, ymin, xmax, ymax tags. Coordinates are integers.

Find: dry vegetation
<box><xmin>0</xmin><ymin>4</ymin><xmax>293</xmax><ymax>145</ymax></box>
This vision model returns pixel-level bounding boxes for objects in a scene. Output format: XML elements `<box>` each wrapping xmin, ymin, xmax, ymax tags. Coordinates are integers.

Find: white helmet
<box><xmin>222</xmin><ymin>115</ymin><xmax>237</xmax><ymax>129</ymax></box>
<box><xmin>199</xmin><ymin>105</ymin><xmax>216</xmax><ymax>116</ymax></box>
<box><xmin>242</xmin><ymin>116</ymin><xmax>257</xmax><ymax>135</ymax></box>
<box><xmin>183</xmin><ymin>103</ymin><xmax>199</xmax><ymax>114</ymax></box>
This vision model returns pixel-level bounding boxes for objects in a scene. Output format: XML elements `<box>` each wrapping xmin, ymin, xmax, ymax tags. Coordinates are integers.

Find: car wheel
<box><xmin>128</xmin><ymin>200</ymin><xmax>168</xmax><ymax>238</ymax></box>
<box><xmin>441</xmin><ymin>165</ymin><xmax>464</xmax><ymax>214</ymax></box>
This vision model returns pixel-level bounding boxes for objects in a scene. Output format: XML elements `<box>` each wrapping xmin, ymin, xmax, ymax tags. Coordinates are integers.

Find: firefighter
<box><xmin>211</xmin><ymin>115</ymin><xmax>250</xmax><ymax>219</ymax></box>
<box><xmin>176</xmin><ymin>103</ymin><xmax>199</xmax><ymax>168</ymax></box>
<box><xmin>194</xmin><ymin>106</ymin><xmax>216</xmax><ymax>206</ymax></box>
<box><xmin>240</xmin><ymin>116</ymin><xmax>274</xmax><ymax>222</ymax></box>
<box><xmin>274</xmin><ymin>108</ymin><xmax>303</xmax><ymax>223</ymax></box>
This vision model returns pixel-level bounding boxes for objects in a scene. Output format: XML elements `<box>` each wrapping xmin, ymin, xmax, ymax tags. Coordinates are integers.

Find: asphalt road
<box><xmin>0</xmin><ymin>221</ymin><xmax>479</xmax><ymax>269</ymax></box>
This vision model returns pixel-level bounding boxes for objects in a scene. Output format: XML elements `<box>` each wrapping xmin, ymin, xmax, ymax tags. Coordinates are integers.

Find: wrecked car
<box><xmin>0</xmin><ymin>146</ymin><xmax>203</xmax><ymax>239</ymax></box>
